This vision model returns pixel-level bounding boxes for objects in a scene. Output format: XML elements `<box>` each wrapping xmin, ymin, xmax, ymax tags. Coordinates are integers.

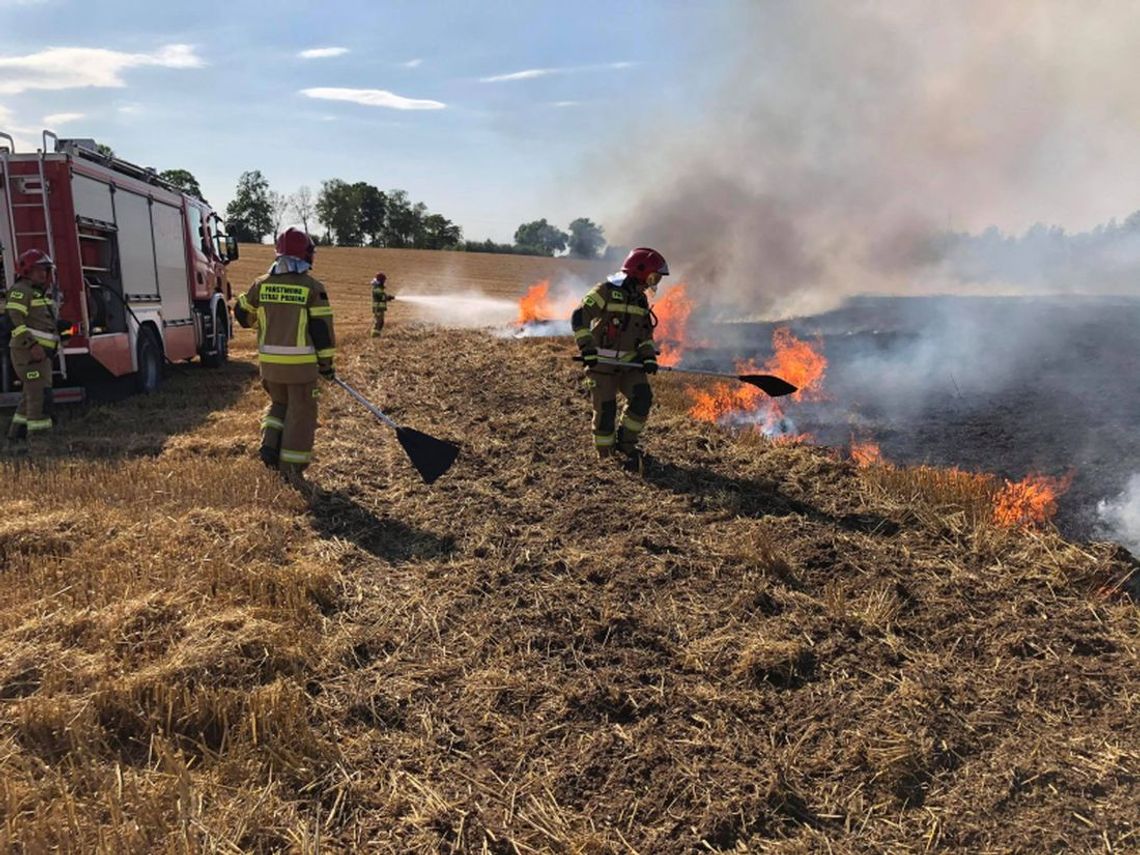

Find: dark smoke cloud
<box><xmin>609</xmin><ymin>1</ymin><xmax>1140</xmax><ymax>318</ymax></box>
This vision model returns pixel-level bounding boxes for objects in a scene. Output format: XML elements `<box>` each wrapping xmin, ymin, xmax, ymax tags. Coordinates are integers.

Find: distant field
<box><xmin>228</xmin><ymin>243</ymin><xmax>608</xmax><ymax>317</ymax></box>
<box><xmin>0</xmin><ymin>247</ymin><xmax>1136</xmax><ymax>853</ymax></box>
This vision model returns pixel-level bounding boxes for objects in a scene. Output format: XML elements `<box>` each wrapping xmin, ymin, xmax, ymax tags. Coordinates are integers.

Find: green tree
<box><xmin>420</xmin><ymin>214</ymin><xmax>463</xmax><ymax>250</ymax></box>
<box><xmin>95</xmin><ymin>143</ymin><xmax>115</xmax><ymax>159</ymax></box>
<box><xmin>383</xmin><ymin>189</ymin><xmax>417</xmax><ymax>248</ymax></box>
<box><xmin>409</xmin><ymin>201</ymin><xmax>429</xmax><ymax>248</ymax></box>
<box><xmin>514</xmin><ymin>218</ymin><xmax>568</xmax><ymax>256</ymax></box>
<box><xmin>225</xmin><ymin>170</ymin><xmax>273</xmax><ymax>243</ymax></box>
<box><xmin>567</xmin><ymin>217</ymin><xmax>605</xmax><ymax>259</ymax></box>
<box><xmin>159</xmin><ymin>169</ymin><xmax>204</xmax><ymax>200</ymax></box>
<box><xmin>353</xmin><ymin>182</ymin><xmax>388</xmax><ymax>246</ymax></box>
<box><xmin>315</xmin><ymin>179</ymin><xmax>364</xmax><ymax>246</ymax></box>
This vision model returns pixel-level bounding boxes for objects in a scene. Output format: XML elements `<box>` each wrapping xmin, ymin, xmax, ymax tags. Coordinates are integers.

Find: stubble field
<box><xmin>0</xmin><ymin>246</ymin><xmax>1137</xmax><ymax>853</ymax></box>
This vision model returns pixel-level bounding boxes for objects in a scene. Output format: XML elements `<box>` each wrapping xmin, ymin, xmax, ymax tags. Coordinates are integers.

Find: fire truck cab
<box><xmin>0</xmin><ymin>130</ymin><xmax>238</xmax><ymax>406</ymax></box>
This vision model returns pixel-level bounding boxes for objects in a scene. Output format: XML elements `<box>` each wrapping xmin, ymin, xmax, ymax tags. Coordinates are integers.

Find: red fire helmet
<box><xmin>16</xmin><ymin>248</ymin><xmax>55</xmax><ymax>278</ymax></box>
<box><xmin>372</xmin><ymin>272</ymin><xmax>387</xmax><ymax>285</ymax></box>
<box><xmin>621</xmin><ymin>247</ymin><xmax>669</xmax><ymax>282</ymax></box>
<box><xmin>275</xmin><ymin>227</ymin><xmax>315</xmax><ymax>263</ymax></box>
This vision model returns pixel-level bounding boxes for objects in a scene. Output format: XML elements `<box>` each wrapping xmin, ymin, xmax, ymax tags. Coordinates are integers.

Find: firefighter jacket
<box><xmin>372</xmin><ymin>283</ymin><xmax>392</xmax><ymax>315</ymax></box>
<box><xmin>571</xmin><ymin>275</ymin><xmax>656</xmax><ymax>373</ymax></box>
<box><xmin>234</xmin><ymin>271</ymin><xmax>335</xmax><ymax>384</ymax></box>
<box><xmin>4</xmin><ymin>278</ymin><xmax>60</xmax><ymax>353</ymax></box>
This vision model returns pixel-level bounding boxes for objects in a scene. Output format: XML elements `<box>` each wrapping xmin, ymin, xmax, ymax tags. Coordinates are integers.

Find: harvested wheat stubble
<box><xmin>0</xmin><ymin>246</ymin><xmax>1137</xmax><ymax>853</ymax></box>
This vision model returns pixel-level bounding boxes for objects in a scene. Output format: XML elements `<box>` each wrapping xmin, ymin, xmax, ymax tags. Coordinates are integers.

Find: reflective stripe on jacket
<box><xmin>571</xmin><ymin>276</ymin><xmax>655</xmax><ymax>372</ymax></box>
<box><xmin>237</xmin><ymin>272</ymin><xmax>336</xmax><ymax>384</ymax></box>
<box><xmin>4</xmin><ymin>279</ymin><xmax>59</xmax><ymax>351</ymax></box>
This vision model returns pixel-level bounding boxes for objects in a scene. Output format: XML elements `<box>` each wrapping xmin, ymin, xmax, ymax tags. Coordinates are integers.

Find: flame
<box><xmin>768</xmin><ymin>327</ymin><xmax>827</xmax><ymax>402</ymax></box>
<box><xmin>687</xmin><ymin>327</ymin><xmax>827</xmax><ymax>442</ymax></box>
<box><xmin>851</xmin><ymin>438</ymin><xmax>884</xmax><ymax>467</ymax></box>
<box><xmin>652</xmin><ymin>283</ymin><xmax>694</xmax><ymax>367</ymax></box>
<box><xmin>992</xmin><ymin>472</ymin><xmax>1074</xmax><ymax>528</ymax></box>
<box><xmin>518</xmin><ymin>280</ymin><xmax>552</xmax><ymax>324</ymax></box>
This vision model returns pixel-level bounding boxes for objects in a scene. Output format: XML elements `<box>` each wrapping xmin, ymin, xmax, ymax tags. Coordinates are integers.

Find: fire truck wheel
<box><xmin>135</xmin><ymin>328</ymin><xmax>163</xmax><ymax>394</ymax></box>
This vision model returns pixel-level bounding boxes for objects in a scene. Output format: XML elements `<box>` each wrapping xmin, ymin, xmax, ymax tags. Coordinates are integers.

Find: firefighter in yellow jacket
<box><xmin>370</xmin><ymin>272</ymin><xmax>393</xmax><ymax>337</ymax></box>
<box><xmin>234</xmin><ymin>228</ymin><xmax>335</xmax><ymax>487</ymax></box>
<box><xmin>5</xmin><ymin>249</ymin><xmax>60</xmax><ymax>451</ymax></box>
<box><xmin>571</xmin><ymin>247</ymin><xmax>669</xmax><ymax>469</ymax></box>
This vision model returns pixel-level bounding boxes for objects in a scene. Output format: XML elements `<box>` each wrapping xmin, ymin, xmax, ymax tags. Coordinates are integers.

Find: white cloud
<box><xmin>481</xmin><ymin>68</ymin><xmax>554</xmax><ymax>83</ymax></box>
<box><xmin>0</xmin><ymin>45</ymin><xmax>203</xmax><ymax>95</ymax></box>
<box><xmin>551</xmin><ymin>101</ymin><xmax>582</xmax><ymax>108</ymax></box>
<box><xmin>480</xmin><ymin>61</ymin><xmax>634</xmax><ymax>83</ymax></box>
<box><xmin>43</xmin><ymin>112</ymin><xmax>84</xmax><ymax>125</ymax></box>
<box><xmin>299</xmin><ymin>47</ymin><xmax>349</xmax><ymax>60</ymax></box>
<box><xmin>300</xmin><ymin>87</ymin><xmax>445</xmax><ymax>110</ymax></box>
<box><xmin>402</xmin><ymin>58</ymin><xmax>423</xmax><ymax>68</ymax></box>
<box><xmin>0</xmin><ymin>104</ymin><xmax>36</xmax><ymax>151</ymax></box>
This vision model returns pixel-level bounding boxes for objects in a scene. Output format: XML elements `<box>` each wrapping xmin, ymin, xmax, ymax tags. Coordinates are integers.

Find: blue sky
<box><xmin>0</xmin><ymin>0</ymin><xmax>731</xmax><ymax>242</ymax></box>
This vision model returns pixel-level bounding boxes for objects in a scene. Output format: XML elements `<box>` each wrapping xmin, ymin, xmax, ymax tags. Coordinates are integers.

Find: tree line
<box><xmin>160</xmin><ymin>169</ymin><xmax>612</xmax><ymax>258</ymax></box>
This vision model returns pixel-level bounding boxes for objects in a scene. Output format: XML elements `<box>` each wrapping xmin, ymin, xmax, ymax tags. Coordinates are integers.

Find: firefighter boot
<box><xmin>259</xmin><ymin>445</ymin><xmax>281</xmax><ymax>469</ymax></box>
<box><xmin>616</xmin><ymin>444</ymin><xmax>645</xmax><ymax>475</ymax></box>
<box><xmin>5</xmin><ymin>418</ymin><xmax>28</xmax><ymax>455</ymax></box>
<box><xmin>279</xmin><ymin>462</ymin><xmax>317</xmax><ymax>499</ymax></box>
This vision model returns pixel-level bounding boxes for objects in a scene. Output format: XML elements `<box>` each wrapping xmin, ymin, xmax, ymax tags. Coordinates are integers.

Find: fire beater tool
<box><xmin>332</xmin><ymin>377</ymin><xmax>459</xmax><ymax>484</ymax></box>
<box><xmin>572</xmin><ymin>355</ymin><xmax>798</xmax><ymax>398</ymax></box>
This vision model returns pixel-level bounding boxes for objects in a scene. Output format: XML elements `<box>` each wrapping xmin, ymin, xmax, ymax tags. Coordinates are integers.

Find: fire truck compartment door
<box><xmin>116</xmin><ymin>191</ymin><xmax>160</xmax><ymax>301</ymax></box>
<box><xmin>72</xmin><ymin>174</ymin><xmax>115</xmax><ymax>223</ymax></box>
<box><xmin>150</xmin><ymin>201</ymin><xmax>192</xmax><ymax>322</ymax></box>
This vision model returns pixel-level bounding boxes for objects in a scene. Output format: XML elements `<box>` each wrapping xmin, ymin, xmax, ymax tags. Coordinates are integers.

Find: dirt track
<box><xmin>0</xmin><ymin>247</ymin><xmax>1137</xmax><ymax>852</ymax></box>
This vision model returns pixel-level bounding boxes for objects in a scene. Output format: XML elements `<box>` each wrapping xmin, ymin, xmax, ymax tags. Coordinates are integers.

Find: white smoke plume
<box><xmin>1097</xmin><ymin>475</ymin><xmax>1140</xmax><ymax>556</ymax></box>
<box><xmin>606</xmin><ymin>1</ymin><xmax>1140</xmax><ymax>319</ymax></box>
<box><xmin>397</xmin><ymin>292</ymin><xmax>519</xmax><ymax>328</ymax></box>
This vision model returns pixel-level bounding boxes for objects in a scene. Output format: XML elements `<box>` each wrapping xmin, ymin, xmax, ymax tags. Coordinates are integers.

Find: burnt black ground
<box><xmin>691</xmin><ymin>295</ymin><xmax>1140</xmax><ymax>541</ymax></box>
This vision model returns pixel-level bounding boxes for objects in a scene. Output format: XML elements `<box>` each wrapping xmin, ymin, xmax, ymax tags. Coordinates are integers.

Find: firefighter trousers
<box><xmin>8</xmin><ymin>348</ymin><xmax>53</xmax><ymax>438</ymax></box>
<box><xmin>587</xmin><ymin>368</ymin><xmax>652</xmax><ymax>457</ymax></box>
<box><xmin>260</xmin><ymin>380</ymin><xmax>319</xmax><ymax>469</ymax></box>
<box><xmin>371</xmin><ymin>313</ymin><xmax>385</xmax><ymax>337</ymax></box>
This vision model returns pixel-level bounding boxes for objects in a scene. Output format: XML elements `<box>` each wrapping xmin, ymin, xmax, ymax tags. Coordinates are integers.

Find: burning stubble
<box><xmin>565</xmin><ymin>2</ymin><xmax>1140</xmax><ymax>542</ymax></box>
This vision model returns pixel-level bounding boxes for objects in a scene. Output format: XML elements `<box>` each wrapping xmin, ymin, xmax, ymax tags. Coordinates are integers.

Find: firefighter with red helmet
<box><xmin>5</xmin><ymin>249</ymin><xmax>60</xmax><ymax>451</ymax></box>
<box><xmin>570</xmin><ymin>247</ymin><xmax>668</xmax><ymax>469</ymax></box>
<box><xmin>233</xmin><ymin>228</ymin><xmax>336</xmax><ymax>488</ymax></box>
<box><xmin>370</xmin><ymin>272</ymin><xmax>392</xmax><ymax>338</ymax></box>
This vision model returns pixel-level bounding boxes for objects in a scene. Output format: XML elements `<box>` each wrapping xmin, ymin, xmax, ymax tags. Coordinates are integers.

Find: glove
<box><xmin>580</xmin><ymin>347</ymin><xmax>599</xmax><ymax>369</ymax></box>
<box><xmin>319</xmin><ymin>362</ymin><xmax>336</xmax><ymax>379</ymax></box>
<box><xmin>641</xmin><ymin>356</ymin><xmax>659</xmax><ymax>375</ymax></box>
<box><xmin>28</xmin><ymin>344</ymin><xmax>46</xmax><ymax>362</ymax></box>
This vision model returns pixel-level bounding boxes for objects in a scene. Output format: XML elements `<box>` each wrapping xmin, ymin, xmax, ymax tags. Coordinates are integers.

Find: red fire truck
<box><xmin>0</xmin><ymin>130</ymin><xmax>239</xmax><ymax>406</ymax></box>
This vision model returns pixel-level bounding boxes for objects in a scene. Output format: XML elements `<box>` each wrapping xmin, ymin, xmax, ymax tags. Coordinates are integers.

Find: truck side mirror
<box><xmin>217</xmin><ymin>235</ymin><xmax>239</xmax><ymax>263</ymax></box>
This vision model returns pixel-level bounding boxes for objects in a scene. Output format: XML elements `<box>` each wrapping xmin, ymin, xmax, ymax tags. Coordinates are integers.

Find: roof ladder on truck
<box><xmin>39</xmin><ymin>132</ymin><xmax>65</xmax><ymax>381</ymax></box>
<box><xmin>0</xmin><ymin>131</ymin><xmax>17</xmax><ymax>292</ymax></box>
<box><xmin>1</xmin><ymin>131</ymin><xmax>18</xmax><ymax>398</ymax></box>
<box><xmin>0</xmin><ymin>131</ymin><xmax>70</xmax><ymax>400</ymax></box>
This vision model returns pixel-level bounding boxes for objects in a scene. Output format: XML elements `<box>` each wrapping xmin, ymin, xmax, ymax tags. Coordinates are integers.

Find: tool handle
<box><xmin>571</xmin><ymin>355</ymin><xmax>645</xmax><ymax>368</ymax></box>
<box><xmin>333</xmin><ymin>377</ymin><xmax>399</xmax><ymax>430</ymax></box>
